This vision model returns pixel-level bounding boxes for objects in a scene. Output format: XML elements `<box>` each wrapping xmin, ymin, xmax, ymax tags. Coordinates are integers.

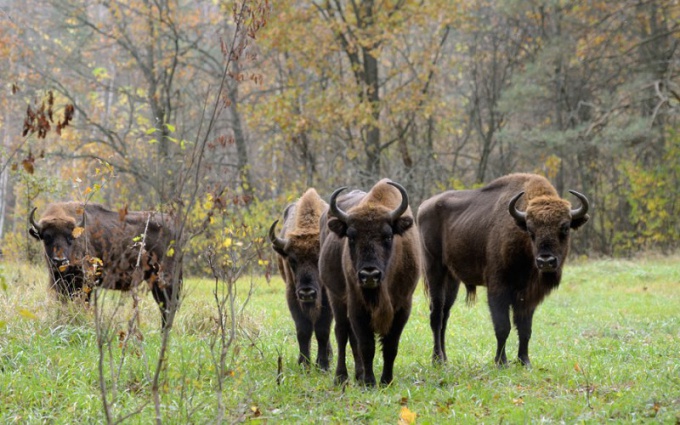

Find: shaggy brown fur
<box><xmin>29</xmin><ymin>202</ymin><xmax>182</xmax><ymax>329</ymax></box>
<box><xmin>270</xmin><ymin>188</ymin><xmax>333</xmax><ymax>370</ymax></box>
<box><xmin>417</xmin><ymin>173</ymin><xmax>589</xmax><ymax>367</ymax></box>
<box><xmin>319</xmin><ymin>179</ymin><xmax>420</xmax><ymax>386</ymax></box>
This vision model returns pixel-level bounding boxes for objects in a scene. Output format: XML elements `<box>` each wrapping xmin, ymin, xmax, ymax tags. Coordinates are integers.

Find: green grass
<box><xmin>1</xmin><ymin>257</ymin><xmax>679</xmax><ymax>423</ymax></box>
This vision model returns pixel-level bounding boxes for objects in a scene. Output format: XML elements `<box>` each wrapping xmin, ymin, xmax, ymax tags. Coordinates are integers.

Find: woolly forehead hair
<box><xmin>523</xmin><ymin>176</ymin><xmax>558</xmax><ymax>200</ymax></box>
<box><xmin>526</xmin><ymin>196</ymin><xmax>571</xmax><ymax>223</ymax></box>
<box><xmin>38</xmin><ymin>203</ymin><xmax>83</xmax><ymax>227</ymax></box>
<box><xmin>347</xmin><ymin>181</ymin><xmax>410</xmax><ymax>221</ymax></box>
<box><xmin>286</xmin><ymin>232</ymin><xmax>321</xmax><ymax>252</ymax></box>
<box><xmin>292</xmin><ymin>188</ymin><xmax>327</xmax><ymax>232</ymax></box>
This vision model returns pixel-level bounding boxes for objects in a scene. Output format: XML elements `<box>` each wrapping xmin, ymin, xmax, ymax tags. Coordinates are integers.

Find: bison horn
<box><xmin>386</xmin><ymin>181</ymin><xmax>409</xmax><ymax>221</ymax></box>
<box><xmin>29</xmin><ymin>207</ymin><xmax>42</xmax><ymax>232</ymax></box>
<box><xmin>568</xmin><ymin>190</ymin><xmax>589</xmax><ymax>220</ymax></box>
<box><xmin>268</xmin><ymin>220</ymin><xmax>287</xmax><ymax>251</ymax></box>
<box><xmin>329</xmin><ymin>186</ymin><xmax>350</xmax><ymax>223</ymax></box>
<box><xmin>509</xmin><ymin>191</ymin><xmax>527</xmax><ymax>224</ymax></box>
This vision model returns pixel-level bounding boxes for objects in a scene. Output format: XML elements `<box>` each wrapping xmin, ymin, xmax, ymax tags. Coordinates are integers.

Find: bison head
<box><xmin>29</xmin><ymin>207</ymin><xmax>85</xmax><ymax>269</ymax></box>
<box><xmin>270</xmin><ymin>220</ymin><xmax>322</xmax><ymax>304</ymax></box>
<box><xmin>509</xmin><ymin>190</ymin><xmax>589</xmax><ymax>273</ymax></box>
<box><xmin>327</xmin><ymin>181</ymin><xmax>413</xmax><ymax>290</ymax></box>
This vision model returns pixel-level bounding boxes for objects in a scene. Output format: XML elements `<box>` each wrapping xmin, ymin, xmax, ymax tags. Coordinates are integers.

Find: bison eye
<box><xmin>346</xmin><ymin>229</ymin><xmax>357</xmax><ymax>244</ymax></box>
<box><xmin>66</xmin><ymin>235</ymin><xmax>74</xmax><ymax>244</ymax></box>
<box><xmin>288</xmin><ymin>258</ymin><xmax>298</xmax><ymax>270</ymax></box>
<box><xmin>560</xmin><ymin>225</ymin><xmax>570</xmax><ymax>238</ymax></box>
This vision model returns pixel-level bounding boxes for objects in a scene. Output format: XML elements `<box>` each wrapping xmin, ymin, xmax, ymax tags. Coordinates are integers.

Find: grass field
<box><xmin>1</xmin><ymin>256</ymin><xmax>679</xmax><ymax>423</ymax></box>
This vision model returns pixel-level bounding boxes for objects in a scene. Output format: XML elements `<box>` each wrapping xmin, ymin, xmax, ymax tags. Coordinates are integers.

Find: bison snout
<box><xmin>358</xmin><ymin>267</ymin><xmax>382</xmax><ymax>289</ymax></box>
<box><xmin>536</xmin><ymin>254</ymin><xmax>558</xmax><ymax>271</ymax></box>
<box><xmin>51</xmin><ymin>257</ymin><xmax>69</xmax><ymax>267</ymax></box>
<box><xmin>296</xmin><ymin>287</ymin><xmax>317</xmax><ymax>303</ymax></box>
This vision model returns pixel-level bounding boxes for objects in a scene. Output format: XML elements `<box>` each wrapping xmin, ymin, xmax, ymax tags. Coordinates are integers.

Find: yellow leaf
<box><xmin>18</xmin><ymin>309</ymin><xmax>38</xmax><ymax>320</ymax></box>
<box><xmin>223</xmin><ymin>238</ymin><xmax>232</xmax><ymax>248</ymax></box>
<box><xmin>398</xmin><ymin>406</ymin><xmax>417</xmax><ymax>425</ymax></box>
<box><xmin>72</xmin><ymin>227</ymin><xmax>84</xmax><ymax>238</ymax></box>
<box><xmin>167</xmin><ymin>247</ymin><xmax>175</xmax><ymax>257</ymax></box>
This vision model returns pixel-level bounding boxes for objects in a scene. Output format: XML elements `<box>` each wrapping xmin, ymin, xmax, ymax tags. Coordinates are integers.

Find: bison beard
<box><xmin>417</xmin><ymin>173</ymin><xmax>589</xmax><ymax>367</ymax></box>
<box><xmin>29</xmin><ymin>202</ymin><xmax>182</xmax><ymax>329</ymax></box>
<box><xmin>319</xmin><ymin>179</ymin><xmax>420</xmax><ymax>386</ymax></box>
<box><xmin>269</xmin><ymin>188</ymin><xmax>333</xmax><ymax>370</ymax></box>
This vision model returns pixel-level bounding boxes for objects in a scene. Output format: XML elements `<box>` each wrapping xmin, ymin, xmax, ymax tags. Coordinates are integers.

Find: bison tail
<box><xmin>464</xmin><ymin>284</ymin><xmax>477</xmax><ymax>306</ymax></box>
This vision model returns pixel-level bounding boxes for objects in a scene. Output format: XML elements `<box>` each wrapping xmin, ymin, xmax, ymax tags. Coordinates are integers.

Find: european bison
<box><xmin>269</xmin><ymin>188</ymin><xmax>333</xmax><ymax>370</ymax></box>
<box><xmin>29</xmin><ymin>202</ymin><xmax>182</xmax><ymax>328</ymax></box>
<box><xmin>417</xmin><ymin>173</ymin><xmax>589</xmax><ymax>366</ymax></box>
<box><xmin>319</xmin><ymin>179</ymin><xmax>421</xmax><ymax>386</ymax></box>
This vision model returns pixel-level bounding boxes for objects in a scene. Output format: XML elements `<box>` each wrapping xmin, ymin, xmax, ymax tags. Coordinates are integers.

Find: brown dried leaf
<box><xmin>118</xmin><ymin>205</ymin><xmax>129</xmax><ymax>222</ymax></box>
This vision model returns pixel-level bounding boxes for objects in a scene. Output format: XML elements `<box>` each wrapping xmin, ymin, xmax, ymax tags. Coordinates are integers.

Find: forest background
<box><xmin>1</xmin><ymin>0</ymin><xmax>679</xmax><ymax>274</ymax></box>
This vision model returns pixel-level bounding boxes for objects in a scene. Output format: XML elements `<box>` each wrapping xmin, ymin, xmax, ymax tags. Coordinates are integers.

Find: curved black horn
<box><xmin>329</xmin><ymin>186</ymin><xmax>349</xmax><ymax>223</ymax></box>
<box><xmin>268</xmin><ymin>220</ymin><xmax>287</xmax><ymax>251</ymax></box>
<box><xmin>386</xmin><ymin>181</ymin><xmax>409</xmax><ymax>221</ymax></box>
<box><xmin>568</xmin><ymin>190</ymin><xmax>590</xmax><ymax>220</ymax></box>
<box><xmin>508</xmin><ymin>191</ymin><xmax>527</xmax><ymax>224</ymax></box>
<box><xmin>29</xmin><ymin>207</ymin><xmax>41</xmax><ymax>232</ymax></box>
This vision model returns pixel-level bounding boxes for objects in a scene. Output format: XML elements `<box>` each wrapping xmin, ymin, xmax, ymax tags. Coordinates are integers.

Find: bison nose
<box><xmin>536</xmin><ymin>254</ymin><xmax>558</xmax><ymax>271</ymax></box>
<box><xmin>296</xmin><ymin>287</ymin><xmax>317</xmax><ymax>302</ymax></box>
<box><xmin>358</xmin><ymin>268</ymin><xmax>382</xmax><ymax>289</ymax></box>
<box><xmin>51</xmin><ymin>257</ymin><xmax>69</xmax><ymax>267</ymax></box>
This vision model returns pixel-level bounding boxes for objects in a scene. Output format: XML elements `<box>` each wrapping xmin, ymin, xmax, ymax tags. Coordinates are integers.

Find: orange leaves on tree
<box><xmin>22</xmin><ymin>150</ymin><xmax>35</xmax><ymax>174</ymax></box>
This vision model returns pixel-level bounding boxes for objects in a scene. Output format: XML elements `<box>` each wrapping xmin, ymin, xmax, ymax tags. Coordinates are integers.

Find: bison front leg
<box><xmin>330</xmin><ymin>299</ymin><xmax>352</xmax><ymax>384</ymax></box>
<box><xmin>488</xmin><ymin>289</ymin><xmax>512</xmax><ymax>367</ymax></box>
<box><xmin>513</xmin><ymin>307</ymin><xmax>535</xmax><ymax>367</ymax></box>
<box><xmin>294</xmin><ymin>317</ymin><xmax>314</xmax><ymax>367</ymax></box>
<box><xmin>379</xmin><ymin>307</ymin><xmax>410</xmax><ymax>386</ymax></box>
<box><xmin>313</xmin><ymin>305</ymin><xmax>333</xmax><ymax>371</ymax></box>
<box><xmin>350</xmin><ymin>309</ymin><xmax>376</xmax><ymax>386</ymax></box>
<box><xmin>152</xmin><ymin>281</ymin><xmax>178</xmax><ymax>330</ymax></box>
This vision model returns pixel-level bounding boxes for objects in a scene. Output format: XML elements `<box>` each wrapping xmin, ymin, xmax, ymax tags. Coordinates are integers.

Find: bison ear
<box><xmin>393</xmin><ymin>216</ymin><xmax>414</xmax><ymax>235</ymax></box>
<box><xmin>29</xmin><ymin>227</ymin><xmax>41</xmax><ymax>240</ymax></box>
<box><xmin>327</xmin><ymin>217</ymin><xmax>347</xmax><ymax>238</ymax></box>
<box><xmin>570</xmin><ymin>214</ymin><xmax>589</xmax><ymax>230</ymax></box>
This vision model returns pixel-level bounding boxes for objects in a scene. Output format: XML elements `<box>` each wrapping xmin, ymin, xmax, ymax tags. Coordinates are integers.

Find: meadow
<box><xmin>0</xmin><ymin>256</ymin><xmax>679</xmax><ymax>423</ymax></box>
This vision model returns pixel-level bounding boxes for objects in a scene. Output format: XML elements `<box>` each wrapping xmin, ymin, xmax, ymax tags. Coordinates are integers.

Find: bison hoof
<box><xmin>379</xmin><ymin>375</ymin><xmax>393</xmax><ymax>387</ymax></box>
<box><xmin>359</xmin><ymin>375</ymin><xmax>376</xmax><ymax>387</ymax></box>
<box><xmin>334</xmin><ymin>372</ymin><xmax>349</xmax><ymax>386</ymax></box>
<box><xmin>432</xmin><ymin>352</ymin><xmax>447</xmax><ymax>365</ymax></box>
<box><xmin>519</xmin><ymin>357</ymin><xmax>532</xmax><ymax>368</ymax></box>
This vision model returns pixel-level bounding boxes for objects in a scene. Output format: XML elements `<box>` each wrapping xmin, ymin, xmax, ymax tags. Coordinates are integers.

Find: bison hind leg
<box><xmin>427</xmin><ymin>271</ymin><xmax>460</xmax><ymax>364</ymax></box>
<box><xmin>488</xmin><ymin>289</ymin><xmax>512</xmax><ymax>367</ymax></box>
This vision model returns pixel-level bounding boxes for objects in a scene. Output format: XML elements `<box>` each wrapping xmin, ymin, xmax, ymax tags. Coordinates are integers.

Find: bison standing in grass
<box><xmin>29</xmin><ymin>202</ymin><xmax>182</xmax><ymax>329</ymax></box>
<box><xmin>417</xmin><ymin>173</ymin><xmax>589</xmax><ymax>367</ymax></box>
<box><xmin>319</xmin><ymin>179</ymin><xmax>420</xmax><ymax>386</ymax></box>
<box><xmin>269</xmin><ymin>188</ymin><xmax>333</xmax><ymax>370</ymax></box>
